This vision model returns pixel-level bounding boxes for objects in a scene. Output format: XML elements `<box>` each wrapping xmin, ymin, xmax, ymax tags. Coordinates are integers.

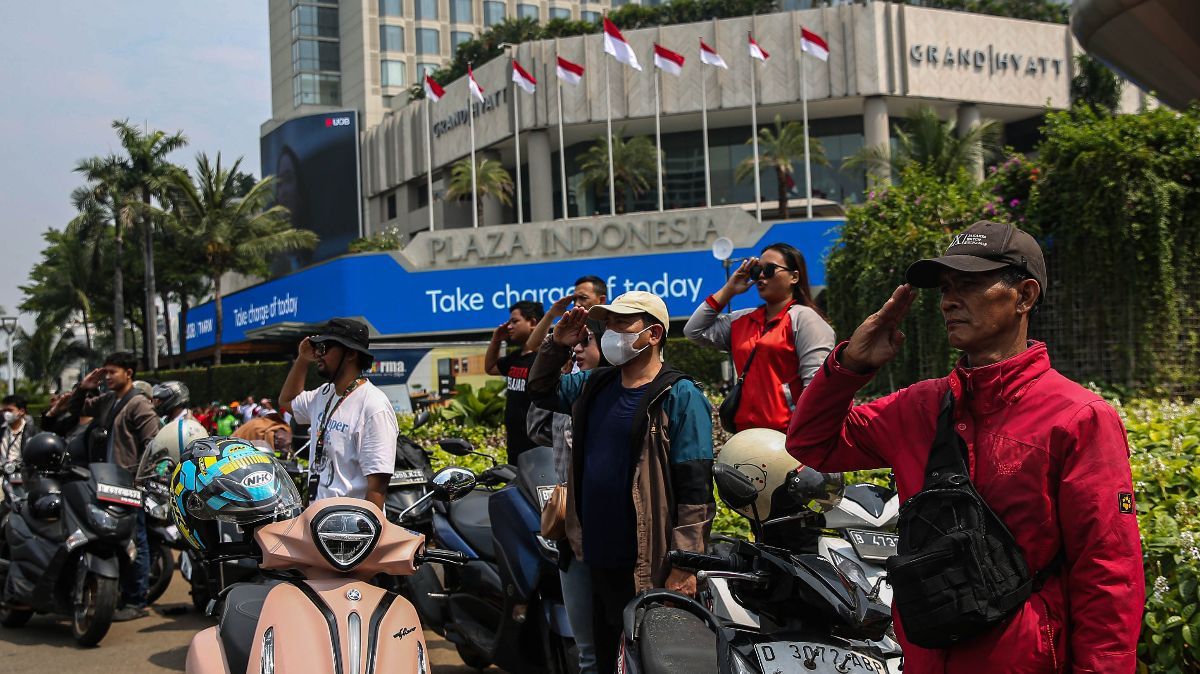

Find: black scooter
<box><xmin>618</xmin><ymin>464</ymin><xmax>895</xmax><ymax>674</ymax></box>
<box><xmin>141</xmin><ymin>479</ymin><xmax>181</xmax><ymax>605</ymax></box>
<box><xmin>0</xmin><ymin>462</ymin><xmax>139</xmax><ymax>646</ymax></box>
<box><xmin>406</xmin><ymin>439</ymin><xmax>576</xmax><ymax>673</ymax></box>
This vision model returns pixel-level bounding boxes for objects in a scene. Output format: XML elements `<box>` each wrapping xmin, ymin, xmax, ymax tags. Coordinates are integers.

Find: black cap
<box><xmin>311</xmin><ymin>318</ymin><xmax>374</xmax><ymax>366</ymax></box>
<box><xmin>905</xmin><ymin>221</ymin><xmax>1046</xmax><ymax>298</ymax></box>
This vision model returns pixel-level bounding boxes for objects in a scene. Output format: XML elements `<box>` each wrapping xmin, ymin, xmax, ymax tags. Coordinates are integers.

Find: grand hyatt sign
<box><xmin>433</xmin><ymin>89</ymin><xmax>508</xmax><ymax>138</ymax></box>
<box><xmin>909</xmin><ymin>44</ymin><xmax>1065</xmax><ymax>77</ymax></box>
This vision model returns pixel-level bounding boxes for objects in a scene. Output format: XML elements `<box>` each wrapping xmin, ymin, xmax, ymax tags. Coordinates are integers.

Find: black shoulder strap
<box><xmin>922</xmin><ymin>389</ymin><xmax>970</xmax><ymax>488</ymax></box>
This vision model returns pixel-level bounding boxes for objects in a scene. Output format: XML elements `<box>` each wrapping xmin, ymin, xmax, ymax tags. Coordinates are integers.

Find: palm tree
<box><xmin>75</xmin><ymin>153</ymin><xmax>135</xmax><ymax>351</ymax></box>
<box><xmin>162</xmin><ymin>153</ymin><xmax>317</xmax><ymax>364</ymax></box>
<box><xmin>1071</xmin><ymin>53</ymin><xmax>1123</xmax><ymax>114</ymax></box>
<box><xmin>578</xmin><ymin>128</ymin><xmax>657</xmax><ymax>213</ymax></box>
<box><xmin>112</xmin><ymin>119</ymin><xmax>188</xmax><ymax>370</ymax></box>
<box><xmin>444</xmin><ymin>157</ymin><xmax>513</xmax><ymax>224</ymax></box>
<box><xmin>12</xmin><ymin>323</ymin><xmax>94</xmax><ymax>394</ymax></box>
<box><xmin>735</xmin><ymin>115</ymin><xmax>828</xmax><ymax>219</ymax></box>
<box><xmin>19</xmin><ymin>220</ymin><xmax>101</xmax><ymax>351</ymax></box>
<box><xmin>843</xmin><ymin>105</ymin><xmax>1001</xmax><ymax>182</ymax></box>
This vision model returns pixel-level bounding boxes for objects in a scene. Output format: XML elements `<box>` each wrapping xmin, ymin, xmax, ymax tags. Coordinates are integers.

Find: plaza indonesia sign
<box><xmin>181</xmin><ymin>213</ymin><xmax>843</xmax><ymax>349</ymax></box>
<box><xmin>908</xmin><ymin>44</ymin><xmax>1065</xmax><ymax>78</ymax></box>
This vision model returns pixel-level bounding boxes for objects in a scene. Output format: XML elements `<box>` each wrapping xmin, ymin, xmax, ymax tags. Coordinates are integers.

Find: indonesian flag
<box><xmin>602</xmin><ymin>18</ymin><xmax>642</xmax><ymax>71</ymax></box>
<box><xmin>800</xmin><ymin>27</ymin><xmax>830</xmax><ymax>62</ymax></box>
<box><xmin>423</xmin><ymin>75</ymin><xmax>444</xmax><ymax>102</ymax></box>
<box><xmin>556</xmin><ymin>56</ymin><xmax>584</xmax><ymax>85</ymax></box>
<box><xmin>653</xmin><ymin>44</ymin><xmax>684</xmax><ymax>77</ymax></box>
<box><xmin>699</xmin><ymin>40</ymin><xmax>727</xmax><ymax>69</ymax></box>
<box><xmin>468</xmin><ymin>66</ymin><xmax>485</xmax><ymax>103</ymax></box>
<box><xmin>748</xmin><ymin>35</ymin><xmax>769</xmax><ymax>62</ymax></box>
<box><xmin>512</xmin><ymin>60</ymin><xmax>537</xmax><ymax>94</ymax></box>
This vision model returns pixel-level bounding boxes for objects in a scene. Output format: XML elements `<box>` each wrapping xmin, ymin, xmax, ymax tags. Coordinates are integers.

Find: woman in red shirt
<box><xmin>684</xmin><ymin>243</ymin><xmax>835</xmax><ymax>432</ymax></box>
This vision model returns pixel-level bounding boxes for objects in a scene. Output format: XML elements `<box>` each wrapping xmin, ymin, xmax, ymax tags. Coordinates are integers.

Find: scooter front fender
<box><xmin>186</xmin><ymin>626</ymin><xmax>232</xmax><ymax>674</ymax></box>
<box><xmin>82</xmin><ymin>550</ymin><xmax>121</xmax><ymax>579</ymax></box>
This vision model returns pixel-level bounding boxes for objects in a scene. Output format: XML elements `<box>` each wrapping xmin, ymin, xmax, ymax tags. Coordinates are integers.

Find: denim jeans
<box><xmin>120</xmin><ymin>509</ymin><xmax>150</xmax><ymax>608</ymax></box>
<box><xmin>560</xmin><ymin>557</ymin><xmax>597</xmax><ymax>674</ymax></box>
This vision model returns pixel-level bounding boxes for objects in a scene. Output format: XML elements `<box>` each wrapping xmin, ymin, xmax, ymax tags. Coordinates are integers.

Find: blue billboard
<box><xmin>183</xmin><ymin>218</ymin><xmax>841</xmax><ymax>351</ymax></box>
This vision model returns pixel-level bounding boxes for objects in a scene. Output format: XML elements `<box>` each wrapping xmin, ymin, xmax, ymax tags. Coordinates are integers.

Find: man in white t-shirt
<box><xmin>278</xmin><ymin>318</ymin><xmax>398</xmax><ymax>508</ymax></box>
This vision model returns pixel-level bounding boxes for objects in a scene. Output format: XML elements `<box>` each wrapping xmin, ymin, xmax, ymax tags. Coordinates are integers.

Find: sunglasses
<box><xmin>312</xmin><ymin>340</ymin><xmax>336</xmax><ymax>356</ymax></box>
<box><xmin>748</xmin><ymin>262</ymin><xmax>795</xmax><ymax>281</ymax></box>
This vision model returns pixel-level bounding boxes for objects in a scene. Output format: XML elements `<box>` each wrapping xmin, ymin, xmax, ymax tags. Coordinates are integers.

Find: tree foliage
<box><xmin>735</xmin><ymin>115</ymin><xmax>828</xmax><ymax>218</ymax></box>
<box><xmin>844</xmin><ymin>105</ymin><xmax>1001</xmax><ymax>182</ymax></box>
<box><xmin>578</xmin><ymin>129</ymin><xmax>658</xmax><ymax>213</ymax></box>
<box><xmin>895</xmin><ymin>0</ymin><xmax>1067</xmax><ymax>23</ymax></box>
<box><xmin>1070</xmin><ymin>53</ymin><xmax>1124</xmax><ymax>115</ymax></box>
<box><xmin>445</xmin><ymin>157</ymin><xmax>514</xmax><ymax>223</ymax></box>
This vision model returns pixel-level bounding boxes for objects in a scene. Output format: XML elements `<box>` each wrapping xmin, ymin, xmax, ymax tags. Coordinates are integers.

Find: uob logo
<box><xmin>326</xmin><ymin>116</ymin><xmax>352</xmax><ymax>127</ymax></box>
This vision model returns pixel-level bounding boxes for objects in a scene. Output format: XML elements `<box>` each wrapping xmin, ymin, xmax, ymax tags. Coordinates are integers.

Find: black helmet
<box><xmin>23</xmin><ymin>432</ymin><xmax>69</xmax><ymax>471</ymax></box>
<box><xmin>152</xmin><ymin>381</ymin><xmax>190</xmax><ymax>416</ymax></box>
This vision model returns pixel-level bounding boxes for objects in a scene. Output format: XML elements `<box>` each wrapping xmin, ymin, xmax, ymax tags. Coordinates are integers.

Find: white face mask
<box><xmin>601</xmin><ymin>326</ymin><xmax>652</xmax><ymax>366</ymax></box>
<box><xmin>3</xmin><ymin>411</ymin><xmax>16</xmax><ymax>427</ymax></box>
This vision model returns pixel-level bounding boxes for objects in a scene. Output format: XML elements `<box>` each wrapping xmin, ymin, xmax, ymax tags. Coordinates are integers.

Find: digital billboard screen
<box><xmin>260</xmin><ymin>110</ymin><xmax>362</xmax><ymax>268</ymax></box>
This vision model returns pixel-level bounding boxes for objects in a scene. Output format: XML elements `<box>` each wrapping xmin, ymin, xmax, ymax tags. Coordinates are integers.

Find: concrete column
<box><xmin>526</xmin><ymin>131</ymin><xmax>554</xmax><ymax>223</ymax></box>
<box><xmin>863</xmin><ymin>96</ymin><xmax>891</xmax><ymax>186</ymax></box>
<box><xmin>956</xmin><ymin>103</ymin><xmax>984</xmax><ymax>183</ymax></box>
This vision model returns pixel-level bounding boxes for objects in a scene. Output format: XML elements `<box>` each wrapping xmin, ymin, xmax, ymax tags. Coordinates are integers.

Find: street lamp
<box><xmin>0</xmin><ymin>316</ymin><xmax>16</xmax><ymax>395</ymax></box>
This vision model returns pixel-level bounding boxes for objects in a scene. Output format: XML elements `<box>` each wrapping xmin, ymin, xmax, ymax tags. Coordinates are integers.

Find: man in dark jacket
<box><xmin>787</xmin><ymin>221</ymin><xmax>1144</xmax><ymax>673</ymax></box>
<box><xmin>68</xmin><ymin>351</ymin><xmax>159</xmax><ymax>620</ymax></box>
<box><xmin>527</xmin><ymin>291</ymin><xmax>714</xmax><ymax>674</ymax></box>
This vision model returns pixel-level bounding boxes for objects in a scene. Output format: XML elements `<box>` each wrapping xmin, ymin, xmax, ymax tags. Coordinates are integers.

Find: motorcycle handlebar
<box><xmin>668</xmin><ymin>550</ymin><xmax>741</xmax><ymax>572</ymax></box>
<box><xmin>417</xmin><ymin>548</ymin><xmax>468</xmax><ymax>567</ymax></box>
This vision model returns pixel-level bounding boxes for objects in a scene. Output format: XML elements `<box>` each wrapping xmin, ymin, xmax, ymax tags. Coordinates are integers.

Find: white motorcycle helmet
<box><xmin>716</xmin><ymin>428</ymin><xmax>845</xmax><ymax>520</ymax></box>
<box><xmin>137</xmin><ymin>416</ymin><xmax>209</xmax><ymax>485</ymax></box>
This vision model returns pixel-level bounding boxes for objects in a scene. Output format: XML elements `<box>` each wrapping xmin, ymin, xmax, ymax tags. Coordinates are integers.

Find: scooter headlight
<box><xmin>311</xmin><ymin>507</ymin><xmax>381</xmax><ymax>570</ymax></box>
<box><xmin>87</xmin><ymin>503</ymin><xmax>120</xmax><ymax>533</ymax></box>
<box><xmin>830</xmin><ymin>550</ymin><xmax>871</xmax><ymax>593</ymax></box>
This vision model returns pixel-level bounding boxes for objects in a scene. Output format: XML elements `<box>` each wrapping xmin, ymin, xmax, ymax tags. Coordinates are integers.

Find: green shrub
<box><xmin>155</xmin><ymin>362</ymin><xmax>323</xmax><ymax>405</ymax></box>
<box><xmin>667</xmin><ymin>337</ymin><xmax>728</xmax><ymax>390</ymax></box>
<box><xmin>440</xmin><ymin>381</ymin><xmax>507</xmax><ymax>428</ymax></box>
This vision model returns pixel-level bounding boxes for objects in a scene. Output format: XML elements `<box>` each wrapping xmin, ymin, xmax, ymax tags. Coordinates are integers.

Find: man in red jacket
<box><xmin>787</xmin><ymin>221</ymin><xmax>1144</xmax><ymax>673</ymax></box>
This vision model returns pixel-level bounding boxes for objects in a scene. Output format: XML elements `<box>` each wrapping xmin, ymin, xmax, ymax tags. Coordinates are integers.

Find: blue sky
<box><xmin>0</xmin><ymin>1</ymin><xmax>270</xmax><ymax>327</ymax></box>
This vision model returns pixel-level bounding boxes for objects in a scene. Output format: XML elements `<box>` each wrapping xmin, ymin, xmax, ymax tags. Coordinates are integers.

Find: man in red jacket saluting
<box><xmin>787</xmin><ymin>221</ymin><xmax>1144</xmax><ymax>673</ymax></box>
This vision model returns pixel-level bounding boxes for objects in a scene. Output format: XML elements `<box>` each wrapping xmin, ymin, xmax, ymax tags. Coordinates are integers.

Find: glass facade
<box><xmin>581</xmin><ymin>10</ymin><xmax>600</xmax><ymax>23</ymax></box>
<box><xmin>517</xmin><ymin>3</ymin><xmax>539</xmax><ymax>19</ymax></box>
<box><xmin>292</xmin><ymin>5</ymin><xmax>339</xmax><ymax>38</ymax></box>
<box><xmin>381</xmin><ymin>59</ymin><xmax>406</xmax><ymax>87</ymax></box>
<box><xmin>380</xmin><ymin>25</ymin><xmax>404</xmax><ymax>52</ymax></box>
<box><xmin>451</xmin><ymin>30</ymin><xmax>473</xmax><ymax>49</ymax></box>
<box><xmin>414</xmin><ymin>0</ymin><xmax>438</xmax><ymax>20</ymax></box>
<box><xmin>379</xmin><ymin>0</ymin><xmax>403</xmax><ymax>16</ymax></box>
<box><xmin>483</xmin><ymin>1</ymin><xmax>505</xmax><ymax>26</ymax></box>
<box><xmin>293</xmin><ymin>39</ymin><xmax>340</xmax><ymax>71</ymax></box>
<box><xmin>417</xmin><ymin>62</ymin><xmax>439</xmax><ymax>79</ymax></box>
<box><xmin>549</xmin><ymin>6</ymin><xmax>570</xmax><ymax>19</ymax></box>
<box><xmin>450</xmin><ymin>0</ymin><xmax>472</xmax><ymax>23</ymax></box>
<box><xmin>291</xmin><ymin>2</ymin><xmax>340</xmax><ymax>108</ymax></box>
<box><xmin>293</xmin><ymin>72</ymin><xmax>341</xmax><ymax>106</ymax></box>
<box><xmin>417</xmin><ymin>28</ymin><xmax>440</xmax><ymax>55</ymax></box>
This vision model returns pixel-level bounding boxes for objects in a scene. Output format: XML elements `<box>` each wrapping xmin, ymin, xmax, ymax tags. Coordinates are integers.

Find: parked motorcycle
<box><xmin>385</xmin><ymin>411</ymin><xmax>435</xmax><ymax>531</ymax></box>
<box><xmin>181</xmin><ymin>458</ymin><xmax>476</xmax><ymax>674</ymax></box>
<box><xmin>617</xmin><ymin>463</ymin><xmax>895</xmax><ymax>674</ymax></box>
<box><xmin>141</xmin><ymin>479</ymin><xmax>182</xmax><ymax>605</ymax></box>
<box><xmin>405</xmin><ymin>438</ymin><xmax>576</xmax><ymax>674</ymax></box>
<box><xmin>0</xmin><ymin>433</ymin><xmax>138</xmax><ymax>646</ymax></box>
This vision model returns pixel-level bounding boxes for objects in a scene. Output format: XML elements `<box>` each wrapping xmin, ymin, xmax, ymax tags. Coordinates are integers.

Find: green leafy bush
<box><xmin>440</xmin><ymin>381</ymin><xmax>508</xmax><ymax>428</ymax></box>
<box><xmin>155</xmin><ymin>362</ymin><xmax>323</xmax><ymax>405</ymax></box>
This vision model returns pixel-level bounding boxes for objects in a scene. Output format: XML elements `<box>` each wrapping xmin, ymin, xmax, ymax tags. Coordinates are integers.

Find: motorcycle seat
<box><xmin>219</xmin><ymin>581</ymin><xmax>278</xmax><ymax>673</ymax></box>
<box><xmin>639</xmin><ymin>607</ymin><xmax>718</xmax><ymax>674</ymax></box>
<box><xmin>448</xmin><ymin>490</ymin><xmax>494</xmax><ymax>560</ymax></box>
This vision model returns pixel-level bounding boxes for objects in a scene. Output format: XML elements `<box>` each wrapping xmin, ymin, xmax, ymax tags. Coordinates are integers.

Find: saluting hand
<box><xmin>297</xmin><ymin>336</ymin><xmax>317</xmax><ymax>363</ymax></box>
<box><xmin>552</xmin><ymin>307</ymin><xmax>589</xmax><ymax>347</ymax></box>
<box><xmin>841</xmin><ymin>284</ymin><xmax>917</xmax><ymax>374</ymax></box>
<box><xmin>80</xmin><ymin>368</ymin><xmax>105</xmax><ymax>390</ymax></box>
<box><xmin>724</xmin><ymin>257</ymin><xmax>758</xmax><ymax>296</ymax></box>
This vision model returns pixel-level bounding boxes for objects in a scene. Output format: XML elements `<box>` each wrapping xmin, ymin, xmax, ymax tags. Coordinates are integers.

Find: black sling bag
<box><xmin>885</xmin><ymin>390</ymin><xmax>1058</xmax><ymax>649</ymax></box>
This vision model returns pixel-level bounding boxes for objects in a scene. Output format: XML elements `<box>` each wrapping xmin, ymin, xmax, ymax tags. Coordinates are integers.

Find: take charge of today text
<box><xmin>423</xmin><ymin>274</ymin><xmax>705</xmax><ymax>314</ymax></box>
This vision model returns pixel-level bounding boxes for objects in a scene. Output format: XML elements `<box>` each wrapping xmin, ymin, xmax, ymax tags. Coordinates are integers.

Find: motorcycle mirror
<box><xmin>713</xmin><ymin>463</ymin><xmax>759</xmax><ymax>511</ymax></box>
<box><xmin>438</xmin><ymin>438</ymin><xmax>475</xmax><ymax>457</ymax></box>
<box><xmin>430</xmin><ymin>467</ymin><xmax>476</xmax><ymax>502</ymax></box>
<box><xmin>414</xmin><ymin>410</ymin><xmax>431</xmax><ymax>430</ymax></box>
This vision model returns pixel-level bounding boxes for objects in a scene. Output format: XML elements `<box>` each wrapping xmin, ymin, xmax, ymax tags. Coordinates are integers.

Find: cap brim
<box><xmin>905</xmin><ymin>255</ymin><xmax>1010</xmax><ymax>288</ymax></box>
<box><xmin>311</xmin><ymin>334</ymin><xmax>373</xmax><ymax>358</ymax></box>
<box><xmin>586</xmin><ymin>303</ymin><xmax>644</xmax><ymax>321</ymax></box>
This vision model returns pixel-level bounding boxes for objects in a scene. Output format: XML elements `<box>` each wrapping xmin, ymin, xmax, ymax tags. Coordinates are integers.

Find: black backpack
<box><xmin>885</xmin><ymin>390</ymin><xmax>1057</xmax><ymax>649</ymax></box>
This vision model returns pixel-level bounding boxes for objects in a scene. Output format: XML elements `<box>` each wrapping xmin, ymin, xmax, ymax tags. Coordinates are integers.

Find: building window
<box><xmin>417</xmin><ymin>62</ymin><xmax>439</xmax><ymax>79</ymax></box>
<box><xmin>293</xmin><ymin>39</ymin><xmax>340</xmax><ymax>71</ymax></box>
<box><xmin>549</xmin><ymin>6</ymin><xmax>570</xmax><ymax>19</ymax></box>
<box><xmin>381</xmin><ymin>59</ymin><xmax>406</xmax><ymax>87</ymax></box>
<box><xmin>451</xmin><ymin>30</ymin><xmax>473</xmax><ymax>49</ymax></box>
<box><xmin>414</xmin><ymin>0</ymin><xmax>438</xmax><ymax>20</ymax></box>
<box><xmin>779</xmin><ymin>0</ymin><xmax>815</xmax><ymax>9</ymax></box>
<box><xmin>292</xmin><ymin>5</ymin><xmax>339</xmax><ymax>38</ymax></box>
<box><xmin>517</xmin><ymin>3</ymin><xmax>539</xmax><ymax>19</ymax></box>
<box><xmin>379</xmin><ymin>0</ymin><xmax>403</xmax><ymax>15</ymax></box>
<box><xmin>611</xmin><ymin>0</ymin><xmax>627</xmax><ymax>6</ymax></box>
<box><xmin>642</xmin><ymin>0</ymin><xmax>662</xmax><ymax>5</ymax></box>
<box><xmin>581</xmin><ymin>10</ymin><xmax>599</xmax><ymax>23</ymax></box>
<box><xmin>483</xmin><ymin>0</ymin><xmax>505</xmax><ymax>26</ymax></box>
<box><xmin>416</xmin><ymin>28</ymin><xmax>440</xmax><ymax>55</ymax></box>
<box><xmin>450</xmin><ymin>0</ymin><xmax>472</xmax><ymax>23</ymax></box>
<box><xmin>380</xmin><ymin>25</ymin><xmax>404</xmax><ymax>52</ymax></box>
<box><xmin>386</xmin><ymin>193</ymin><xmax>398</xmax><ymax>221</ymax></box>
<box><xmin>293</xmin><ymin>72</ymin><xmax>341</xmax><ymax>106</ymax></box>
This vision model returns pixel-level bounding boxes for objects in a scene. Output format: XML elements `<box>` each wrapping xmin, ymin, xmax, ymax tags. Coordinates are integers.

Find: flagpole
<box><xmin>749</xmin><ymin>33</ymin><xmax>762</xmax><ymax>223</ymax></box>
<box><xmin>654</xmin><ymin>63</ymin><xmax>663</xmax><ymax>212</ymax></box>
<box><xmin>556</xmin><ymin>47</ymin><xmax>569</xmax><ymax>220</ymax></box>
<box><xmin>800</xmin><ymin>49</ymin><xmax>812</xmax><ymax>219</ymax></box>
<box><xmin>700</xmin><ymin>37</ymin><xmax>711</xmax><ymax>208</ymax></box>
<box><xmin>512</xmin><ymin>59</ymin><xmax>524</xmax><ymax>225</ymax></box>
<box><xmin>604</xmin><ymin>52</ymin><xmax>615</xmax><ymax>216</ymax></box>
<box><xmin>425</xmin><ymin>99</ymin><xmax>435</xmax><ymax>232</ymax></box>
<box><xmin>469</xmin><ymin>65</ymin><xmax>479</xmax><ymax>228</ymax></box>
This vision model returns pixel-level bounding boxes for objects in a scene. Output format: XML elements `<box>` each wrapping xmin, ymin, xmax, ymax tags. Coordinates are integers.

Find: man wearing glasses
<box><xmin>279</xmin><ymin>318</ymin><xmax>397</xmax><ymax>509</ymax></box>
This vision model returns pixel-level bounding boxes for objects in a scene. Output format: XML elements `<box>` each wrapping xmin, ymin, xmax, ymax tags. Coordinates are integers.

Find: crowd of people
<box><xmin>11</xmin><ymin>222</ymin><xmax>1147</xmax><ymax>672</ymax></box>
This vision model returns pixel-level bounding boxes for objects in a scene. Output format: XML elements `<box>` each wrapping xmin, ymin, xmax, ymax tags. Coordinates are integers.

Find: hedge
<box><xmin>154</xmin><ymin>362</ymin><xmax>323</xmax><ymax>406</ymax></box>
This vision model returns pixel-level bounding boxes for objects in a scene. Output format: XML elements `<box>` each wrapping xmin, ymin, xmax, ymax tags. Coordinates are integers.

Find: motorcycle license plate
<box><xmin>97</xmin><ymin>482</ymin><xmax>143</xmax><ymax>507</ymax></box>
<box><xmin>846</xmin><ymin>529</ymin><xmax>899</xmax><ymax>562</ymax></box>
<box><xmin>390</xmin><ymin>469</ymin><xmax>426</xmax><ymax>486</ymax></box>
<box><xmin>753</xmin><ymin>641</ymin><xmax>889</xmax><ymax>674</ymax></box>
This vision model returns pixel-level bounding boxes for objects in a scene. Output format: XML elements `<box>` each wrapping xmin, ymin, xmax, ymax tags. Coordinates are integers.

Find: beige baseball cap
<box><xmin>587</xmin><ymin>291</ymin><xmax>670</xmax><ymax>327</ymax></box>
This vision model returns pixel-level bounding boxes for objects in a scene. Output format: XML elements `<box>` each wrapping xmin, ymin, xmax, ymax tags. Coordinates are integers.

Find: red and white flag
<box><xmin>748</xmin><ymin>35</ymin><xmax>769</xmax><ymax>62</ymax></box>
<box><xmin>602</xmin><ymin>18</ymin><xmax>642</xmax><ymax>71</ymax></box>
<box><xmin>512</xmin><ymin>60</ymin><xmax>537</xmax><ymax>94</ymax></box>
<box><xmin>467</xmin><ymin>65</ymin><xmax>485</xmax><ymax>103</ymax></box>
<box><xmin>556</xmin><ymin>56</ymin><xmax>584</xmax><ymax>85</ymax></box>
<box><xmin>800</xmin><ymin>27</ymin><xmax>829</xmax><ymax>62</ymax></box>
<box><xmin>653</xmin><ymin>44</ymin><xmax>685</xmax><ymax>77</ymax></box>
<box><xmin>699</xmin><ymin>40</ymin><xmax>727</xmax><ymax>69</ymax></box>
<box><xmin>424</xmin><ymin>75</ymin><xmax>444</xmax><ymax>102</ymax></box>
